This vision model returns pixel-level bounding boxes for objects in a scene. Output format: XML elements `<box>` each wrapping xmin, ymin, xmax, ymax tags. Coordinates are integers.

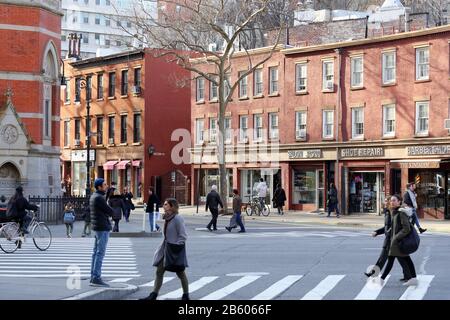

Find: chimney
<box><xmin>68</xmin><ymin>33</ymin><xmax>73</xmax><ymax>57</ymax></box>
<box><xmin>77</xmin><ymin>34</ymin><xmax>82</xmax><ymax>59</ymax></box>
<box><xmin>404</xmin><ymin>7</ymin><xmax>411</xmax><ymax>32</ymax></box>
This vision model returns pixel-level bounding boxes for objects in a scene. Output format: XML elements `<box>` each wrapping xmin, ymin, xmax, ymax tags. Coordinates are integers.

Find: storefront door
<box><xmin>349</xmin><ymin>172</ymin><xmax>384</xmax><ymax>214</ymax></box>
<box><xmin>241</xmin><ymin>168</ymin><xmax>280</xmax><ymax>205</ymax></box>
<box><xmin>318</xmin><ymin>170</ymin><xmax>325</xmax><ymax>210</ymax></box>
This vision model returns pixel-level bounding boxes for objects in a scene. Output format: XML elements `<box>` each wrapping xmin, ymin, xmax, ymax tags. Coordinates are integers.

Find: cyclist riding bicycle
<box><xmin>255</xmin><ymin>178</ymin><xmax>268</xmax><ymax>209</ymax></box>
<box><xmin>5</xmin><ymin>186</ymin><xmax>38</xmax><ymax>234</ymax></box>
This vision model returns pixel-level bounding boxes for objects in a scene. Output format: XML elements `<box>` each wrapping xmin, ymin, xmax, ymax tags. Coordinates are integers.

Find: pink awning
<box><xmin>103</xmin><ymin>161</ymin><xmax>118</xmax><ymax>170</ymax></box>
<box><xmin>132</xmin><ymin>160</ymin><xmax>141</xmax><ymax>167</ymax></box>
<box><xmin>116</xmin><ymin>160</ymin><xmax>130</xmax><ymax>170</ymax></box>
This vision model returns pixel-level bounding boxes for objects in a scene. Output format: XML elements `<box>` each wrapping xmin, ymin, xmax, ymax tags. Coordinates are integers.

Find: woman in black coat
<box><xmin>108</xmin><ymin>190</ymin><xmax>126</xmax><ymax>232</ymax></box>
<box><xmin>272</xmin><ymin>184</ymin><xmax>287</xmax><ymax>215</ymax></box>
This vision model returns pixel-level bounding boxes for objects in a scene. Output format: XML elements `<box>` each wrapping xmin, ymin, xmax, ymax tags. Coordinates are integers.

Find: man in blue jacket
<box><xmin>90</xmin><ymin>178</ymin><xmax>114</xmax><ymax>287</ymax></box>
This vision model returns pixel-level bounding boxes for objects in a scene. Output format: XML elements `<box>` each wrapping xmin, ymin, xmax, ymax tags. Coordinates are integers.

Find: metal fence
<box><xmin>28</xmin><ymin>196</ymin><xmax>89</xmax><ymax>224</ymax></box>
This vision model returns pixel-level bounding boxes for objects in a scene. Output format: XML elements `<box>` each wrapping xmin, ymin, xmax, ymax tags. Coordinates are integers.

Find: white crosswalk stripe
<box><xmin>159</xmin><ymin>276</ymin><xmax>218</xmax><ymax>300</ymax></box>
<box><xmin>301</xmin><ymin>275</ymin><xmax>346</xmax><ymax>300</ymax></box>
<box><xmin>251</xmin><ymin>275</ymin><xmax>303</xmax><ymax>300</ymax></box>
<box><xmin>399</xmin><ymin>275</ymin><xmax>435</xmax><ymax>300</ymax></box>
<box><xmin>200</xmin><ymin>276</ymin><xmax>261</xmax><ymax>300</ymax></box>
<box><xmin>354</xmin><ymin>276</ymin><xmax>391</xmax><ymax>300</ymax></box>
<box><xmin>198</xmin><ymin>230</ymin><xmax>367</xmax><ymax>239</ymax></box>
<box><xmin>0</xmin><ymin>238</ymin><xmax>139</xmax><ymax>278</ymax></box>
<box><xmin>139</xmin><ymin>277</ymin><xmax>174</xmax><ymax>288</ymax></box>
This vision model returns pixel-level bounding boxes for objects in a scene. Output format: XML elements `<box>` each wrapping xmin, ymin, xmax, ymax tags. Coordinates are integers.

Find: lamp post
<box><xmin>196</xmin><ymin>142</ymin><xmax>206</xmax><ymax>214</ymax></box>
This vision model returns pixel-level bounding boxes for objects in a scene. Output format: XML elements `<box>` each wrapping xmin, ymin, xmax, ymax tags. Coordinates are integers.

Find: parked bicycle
<box><xmin>245</xmin><ymin>196</ymin><xmax>270</xmax><ymax>216</ymax></box>
<box><xmin>0</xmin><ymin>208</ymin><xmax>52</xmax><ymax>253</ymax></box>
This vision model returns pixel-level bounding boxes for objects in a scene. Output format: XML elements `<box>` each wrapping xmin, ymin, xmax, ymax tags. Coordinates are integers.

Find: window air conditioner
<box><xmin>108</xmin><ymin>138</ymin><xmax>114</xmax><ymax>145</ymax></box>
<box><xmin>74</xmin><ymin>139</ymin><xmax>81</xmax><ymax>146</ymax></box>
<box><xmin>445</xmin><ymin>119</ymin><xmax>450</xmax><ymax>130</ymax></box>
<box><xmin>296</xmin><ymin>130</ymin><xmax>306</xmax><ymax>139</ymax></box>
<box><xmin>132</xmin><ymin>86</ymin><xmax>141</xmax><ymax>94</ymax></box>
<box><xmin>326</xmin><ymin>81</ymin><xmax>334</xmax><ymax>90</ymax></box>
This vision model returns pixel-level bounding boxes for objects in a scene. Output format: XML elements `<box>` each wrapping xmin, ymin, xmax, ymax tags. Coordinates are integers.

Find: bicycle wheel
<box><xmin>0</xmin><ymin>223</ymin><xmax>20</xmax><ymax>254</ymax></box>
<box><xmin>245</xmin><ymin>205</ymin><xmax>253</xmax><ymax>216</ymax></box>
<box><xmin>261</xmin><ymin>204</ymin><xmax>270</xmax><ymax>216</ymax></box>
<box><xmin>32</xmin><ymin>222</ymin><xmax>52</xmax><ymax>251</ymax></box>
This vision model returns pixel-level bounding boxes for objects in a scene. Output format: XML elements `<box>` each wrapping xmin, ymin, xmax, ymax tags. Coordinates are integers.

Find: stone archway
<box><xmin>0</xmin><ymin>162</ymin><xmax>21</xmax><ymax>198</ymax></box>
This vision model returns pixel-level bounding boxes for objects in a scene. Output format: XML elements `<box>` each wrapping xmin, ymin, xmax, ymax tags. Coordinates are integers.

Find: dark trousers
<box><xmin>112</xmin><ymin>219</ymin><xmax>120</xmax><ymax>232</ymax></box>
<box><xmin>207</xmin><ymin>208</ymin><xmax>219</xmax><ymax>230</ymax></box>
<box><xmin>124</xmin><ymin>209</ymin><xmax>131</xmax><ymax>222</ymax></box>
<box><xmin>277</xmin><ymin>206</ymin><xmax>284</xmax><ymax>215</ymax></box>
<box><xmin>381</xmin><ymin>256</ymin><xmax>416</xmax><ymax>280</ymax></box>
<box><xmin>234</xmin><ymin>212</ymin><xmax>245</xmax><ymax>231</ymax></box>
<box><xmin>327</xmin><ymin>203</ymin><xmax>340</xmax><ymax>217</ymax></box>
<box><xmin>373</xmin><ymin>246</ymin><xmax>406</xmax><ymax>278</ymax></box>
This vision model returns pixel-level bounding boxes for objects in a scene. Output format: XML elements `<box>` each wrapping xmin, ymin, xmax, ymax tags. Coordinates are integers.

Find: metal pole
<box><xmin>196</xmin><ymin>144</ymin><xmax>205</xmax><ymax>213</ymax></box>
<box><xmin>85</xmin><ymin>83</ymin><xmax>91</xmax><ymax>198</ymax></box>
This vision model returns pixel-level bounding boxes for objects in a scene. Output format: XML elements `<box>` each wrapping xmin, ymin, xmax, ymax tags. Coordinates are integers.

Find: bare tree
<box><xmin>404</xmin><ymin>0</ymin><xmax>448</xmax><ymax>26</ymax></box>
<box><xmin>120</xmin><ymin>0</ymin><xmax>289</xmax><ymax>210</ymax></box>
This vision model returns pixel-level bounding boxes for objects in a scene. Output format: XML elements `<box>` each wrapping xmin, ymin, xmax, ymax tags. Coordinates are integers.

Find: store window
<box><xmin>292</xmin><ymin>169</ymin><xmax>316</xmax><ymax>204</ymax></box>
<box><xmin>412</xmin><ymin>171</ymin><xmax>445</xmax><ymax>219</ymax></box>
<box><xmin>241</xmin><ymin>169</ymin><xmax>281</xmax><ymax>205</ymax></box>
<box><xmin>348</xmin><ymin>172</ymin><xmax>384</xmax><ymax>214</ymax></box>
<box><xmin>199</xmin><ymin>169</ymin><xmax>233</xmax><ymax>201</ymax></box>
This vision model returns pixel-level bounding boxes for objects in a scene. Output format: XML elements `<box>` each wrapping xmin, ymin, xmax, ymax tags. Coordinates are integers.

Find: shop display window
<box><xmin>292</xmin><ymin>169</ymin><xmax>316</xmax><ymax>204</ymax></box>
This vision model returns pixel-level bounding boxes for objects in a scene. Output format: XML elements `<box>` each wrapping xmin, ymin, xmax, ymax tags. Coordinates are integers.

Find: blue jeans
<box><xmin>149</xmin><ymin>212</ymin><xmax>160</xmax><ymax>232</ymax></box>
<box><xmin>235</xmin><ymin>212</ymin><xmax>245</xmax><ymax>231</ymax></box>
<box><xmin>91</xmin><ymin>231</ymin><xmax>110</xmax><ymax>280</ymax></box>
<box><xmin>411</xmin><ymin>208</ymin><xmax>422</xmax><ymax>229</ymax></box>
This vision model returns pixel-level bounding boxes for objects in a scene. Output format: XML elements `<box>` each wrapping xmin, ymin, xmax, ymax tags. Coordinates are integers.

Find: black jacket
<box><xmin>205</xmin><ymin>190</ymin><xmax>223</xmax><ymax>212</ymax></box>
<box><xmin>328</xmin><ymin>188</ymin><xmax>338</xmax><ymax>204</ymax></box>
<box><xmin>108</xmin><ymin>195</ymin><xmax>126</xmax><ymax>221</ymax></box>
<box><xmin>403</xmin><ymin>191</ymin><xmax>416</xmax><ymax>208</ymax></box>
<box><xmin>9</xmin><ymin>196</ymin><xmax>38</xmax><ymax>219</ymax></box>
<box><xmin>106</xmin><ymin>187</ymin><xmax>116</xmax><ymax>201</ymax></box>
<box><xmin>122</xmin><ymin>192</ymin><xmax>134</xmax><ymax>210</ymax></box>
<box><xmin>374</xmin><ymin>207</ymin><xmax>392</xmax><ymax>249</ymax></box>
<box><xmin>146</xmin><ymin>194</ymin><xmax>160</xmax><ymax>213</ymax></box>
<box><xmin>273</xmin><ymin>188</ymin><xmax>287</xmax><ymax>207</ymax></box>
<box><xmin>90</xmin><ymin>190</ymin><xmax>114</xmax><ymax>231</ymax></box>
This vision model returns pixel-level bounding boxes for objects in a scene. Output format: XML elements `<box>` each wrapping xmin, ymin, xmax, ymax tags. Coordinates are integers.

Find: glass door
<box><xmin>317</xmin><ymin>169</ymin><xmax>325</xmax><ymax>210</ymax></box>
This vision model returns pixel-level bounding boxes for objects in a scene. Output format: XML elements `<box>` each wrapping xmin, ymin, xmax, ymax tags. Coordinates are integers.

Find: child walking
<box><xmin>63</xmin><ymin>203</ymin><xmax>76</xmax><ymax>238</ymax></box>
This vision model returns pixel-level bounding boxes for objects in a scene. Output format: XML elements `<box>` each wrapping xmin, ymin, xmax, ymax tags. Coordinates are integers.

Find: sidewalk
<box><xmin>177</xmin><ymin>206</ymin><xmax>450</xmax><ymax>234</ymax></box>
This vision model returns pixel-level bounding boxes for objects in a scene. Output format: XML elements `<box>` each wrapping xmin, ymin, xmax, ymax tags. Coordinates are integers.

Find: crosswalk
<box><xmin>0</xmin><ymin>238</ymin><xmax>140</xmax><ymax>278</ymax></box>
<box><xmin>136</xmin><ymin>273</ymin><xmax>437</xmax><ymax>300</ymax></box>
<box><xmin>197</xmin><ymin>229</ymin><xmax>370</xmax><ymax>238</ymax></box>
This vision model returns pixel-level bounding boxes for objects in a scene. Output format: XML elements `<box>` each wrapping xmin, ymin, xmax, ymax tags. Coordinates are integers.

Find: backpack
<box><xmin>6</xmin><ymin>200</ymin><xmax>17</xmax><ymax>218</ymax></box>
<box><xmin>63</xmin><ymin>211</ymin><xmax>75</xmax><ymax>224</ymax></box>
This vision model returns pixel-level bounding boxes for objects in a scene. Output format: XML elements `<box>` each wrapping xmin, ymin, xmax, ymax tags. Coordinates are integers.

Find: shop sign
<box><xmin>407</xmin><ymin>145</ymin><xmax>450</xmax><ymax>156</ymax></box>
<box><xmin>288</xmin><ymin>149</ymin><xmax>322</xmax><ymax>159</ymax></box>
<box><xmin>399</xmin><ymin>162</ymin><xmax>440</xmax><ymax>169</ymax></box>
<box><xmin>71</xmin><ymin>150</ymin><xmax>96</xmax><ymax>162</ymax></box>
<box><xmin>340</xmin><ymin>147</ymin><xmax>384</xmax><ymax>158</ymax></box>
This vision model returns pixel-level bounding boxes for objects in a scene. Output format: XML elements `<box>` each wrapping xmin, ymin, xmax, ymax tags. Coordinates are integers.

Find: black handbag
<box><xmin>398</xmin><ymin>222</ymin><xmax>420</xmax><ymax>254</ymax></box>
<box><xmin>164</xmin><ymin>242</ymin><xmax>187</xmax><ymax>272</ymax></box>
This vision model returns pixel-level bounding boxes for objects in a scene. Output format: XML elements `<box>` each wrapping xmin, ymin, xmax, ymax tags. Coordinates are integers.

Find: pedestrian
<box><xmin>403</xmin><ymin>183</ymin><xmax>426</xmax><ymax>234</ymax></box>
<box><xmin>376</xmin><ymin>194</ymin><xmax>418</xmax><ymax>287</ymax></box>
<box><xmin>364</xmin><ymin>197</ymin><xmax>407</xmax><ymax>281</ymax></box>
<box><xmin>122</xmin><ymin>186</ymin><xmax>134</xmax><ymax>222</ymax></box>
<box><xmin>0</xmin><ymin>195</ymin><xmax>7</xmax><ymax>218</ymax></box>
<box><xmin>205</xmin><ymin>185</ymin><xmax>223</xmax><ymax>231</ymax></box>
<box><xmin>255</xmin><ymin>178</ymin><xmax>268</xmax><ymax>209</ymax></box>
<box><xmin>6</xmin><ymin>186</ymin><xmax>38</xmax><ymax>234</ymax></box>
<box><xmin>108</xmin><ymin>189</ymin><xmax>126</xmax><ymax>232</ymax></box>
<box><xmin>146</xmin><ymin>187</ymin><xmax>161</xmax><ymax>232</ymax></box>
<box><xmin>81</xmin><ymin>201</ymin><xmax>91</xmax><ymax>237</ymax></box>
<box><xmin>327</xmin><ymin>182</ymin><xmax>340</xmax><ymax>218</ymax></box>
<box><xmin>105</xmin><ymin>181</ymin><xmax>116</xmax><ymax>202</ymax></box>
<box><xmin>272</xmin><ymin>184</ymin><xmax>287</xmax><ymax>215</ymax></box>
<box><xmin>226</xmin><ymin>189</ymin><xmax>245</xmax><ymax>233</ymax></box>
<box><xmin>140</xmin><ymin>198</ymin><xmax>190</xmax><ymax>300</ymax></box>
<box><xmin>63</xmin><ymin>203</ymin><xmax>76</xmax><ymax>238</ymax></box>
<box><xmin>89</xmin><ymin>178</ymin><xmax>114</xmax><ymax>287</ymax></box>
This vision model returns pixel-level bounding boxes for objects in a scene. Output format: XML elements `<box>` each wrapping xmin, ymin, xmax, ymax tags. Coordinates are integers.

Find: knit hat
<box><xmin>94</xmin><ymin>178</ymin><xmax>105</xmax><ymax>189</ymax></box>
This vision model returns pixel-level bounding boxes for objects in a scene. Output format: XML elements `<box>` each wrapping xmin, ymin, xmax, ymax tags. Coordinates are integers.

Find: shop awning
<box><xmin>116</xmin><ymin>160</ymin><xmax>130</xmax><ymax>170</ymax></box>
<box><xmin>390</xmin><ymin>159</ymin><xmax>441</xmax><ymax>169</ymax></box>
<box><xmin>132</xmin><ymin>160</ymin><xmax>141</xmax><ymax>167</ymax></box>
<box><xmin>103</xmin><ymin>161</ymin><xmax>118</xmax><ymax>170</ymax></box>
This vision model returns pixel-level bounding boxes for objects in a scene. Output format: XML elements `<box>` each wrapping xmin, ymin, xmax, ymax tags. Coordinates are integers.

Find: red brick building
<box><xmin>0</xmin><ymin>0</ymin><xmax>62</xmax><ymax>198</ymax></box>
<box><xmin>60</xmin><ymin>49</ymin><xmax>191</xmax><ymax>203</ymax></box>
<box><xmin>191</xmin><ymin>25</ymin><xmax>450</xmax><ymax>220</ymax></box>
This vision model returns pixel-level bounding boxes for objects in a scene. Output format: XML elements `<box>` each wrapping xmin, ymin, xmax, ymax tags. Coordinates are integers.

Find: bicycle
<box><xmin>0</xmin><ymin>209</ymin><xmax>52</xmax><ymax>253</ymax></box>
<box><xmin>245</xmin><ymin>196</ymin><xmax>270</xmax><ymax>216</ymax></box>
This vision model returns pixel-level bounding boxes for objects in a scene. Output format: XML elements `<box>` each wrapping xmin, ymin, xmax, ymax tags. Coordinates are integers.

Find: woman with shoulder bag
<box><xmin>376</xmin><ymin>194</ymin><xmax>418</xmax><ymax>287</ymax></box>
<box><xmin>108</xmin><ymin>190</ymin><xmax>126</xmax><ymax>232</ymax></box>
<box><xmin>140</xmin><ymin>198</ymin><xmax>190</xmax><ymax>300</ymax></box>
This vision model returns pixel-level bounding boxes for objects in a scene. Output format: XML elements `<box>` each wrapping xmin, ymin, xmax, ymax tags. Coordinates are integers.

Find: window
<box><xmin>64</xmin><ymin>121</ymin><xmax>70</xmax><ymax>147</ymax></box>
<box><xmin>416</xmin><ymin>47</ymin><xmax>429</xmax><ymax>80</ymax></box>
<box><xmin>97</xmin><ymin>117</ymin><xmax>103</xmax><ymax>145</ymax></box>
<box><xmin>196</xmin><ymin>77</ymin><xmax>205</xmax><ymax>102</ymax></box>
<box><xmin>209</xmin><ymin>118</ymin><xmax>217</xmax><ymax>143</ymax></box>
<box><xmin>121</xmin><ymin>70</ymin><xmax>128</xmax><ymax>95</ymax></box>
<box><xmin>61</xmin><ymin>35</ymin><xmax>67</xmax><ymax>42</ymax></box>
<box><xmin>238</xmin><ymin>71</ymin><xmax>248</xmax><ymax>98</ymax></box>
<box><xmin>95</xmin><ymin>15</ymin><xmax>100</xmax><ymax>25</ymax></box>
<box><xmin>351</xmin><ymin>56</ymin><xmax>363</xmax><ymax>88</ymax></box>
<box><xmin>352</xmin><ymin>107</ymin><xmax>364</xmax><ymax>139</ymax></box>
<box><xmin>195</xmin><ymin>119</ymin><xmax>204</xmax><ymax>144</ymax></box>
<box><xmin>269</xmin><ymin>67</ymin><xmax>278</xmax><ymax>94</ymax></box>
<box><xmin>225</xmin><ymin>118</ymin><xmax>231</xmax><ymax>144</ymax></box>
<box><xmin>323</xmin><ymin>110</ymin><xmax>334</xmax><ymax>138</ymax></box>
<box><xmin>239</xmin><ymin>116</ymin><xmax>248</xmax><ymax>142</ymax></box>
<box><xmin>415</xmin><ymin>101</ymin><xmax>429</xmax><ymax>135</ymax></box>
<box><xmin>269</xmin><ymin>113</ymin><xmax>279</xmax><ymax>140</ymax></box>
<box><xmin>75</xmin><ymin>78</ymin><xmax>81</xmax><ymax>102</ymax></box>
<box><xmin>108</xmin><ymin>116</ymin><xmax>115</xmax><ymax>143</ymax></box>
<box><xmin>117</xmin><ymin>21</ymin><xmax>121</xmax><ymax>27</ymax></box>
<box><xmin>134</xmin><ymin>68</ymin><xmax>141</xmax><ymax>87</ymax></box>
<box><xmin>73</xmin><ymin>14</ymin><xmax>78</xmax><ymax>23</ymax></box>
<box><xmin>127</xmin><ymin>22</ymin><xmax>131</xmax><ymax>28</ymax></box>
<box><xmin>116</xmin><ymin>40</ymin><xmax>121</xmax><ymax>46</ymax></box>
<box><xmin>105</xmin><ymin>39</ymin><xmax>110</xmax><ymax>46</ymax></box>
<box><xmin>106</xmin><ymin>0</ymin><xmax>110</xmax><ymax>5</ymax></box>
<box><xmin>75</xmin><ymin>119</ymin><xmax>81</xmax><ymax>140</ymax></box>
<box><xmin>254</xmin><ymin>114</ymin><xmax>263</xmax><ymax>142</ymax></box>
<box><xmin>254</xmin><ymin>69</ymin><xmax>263</xmax><ymax>96</ymax></box>
<box><xmin>295</xmin><ymin>111</ymin><xmax>307</xmax><ymax>139</ymax></box>
<box><xmin>382</xmin><ymin>51</ymin><xmax>396</xmax><ymax>84</ymax></box>
<box><xmin>83</xmin><ymin>13</ymin><xmax>89</xmax><ymax>24</ymax></box>
<box><xmin>82</xmin><ymin>33</ymin><xmax>89</xmax><ymax>44</ymax></box>
<box><xmin>96</xmin><ymin>0</ymin><xmax>100</xmax><ymax>4</ymax></box>
<box><xmin>383</xmin><ymin>104</ymin><xmax>396</xmax><ymax>137</ymax></box>
<box><xmin>322</xmin><ymin>60</ymin><xmax>334</xmax><ymax>91</ymax></box>
<box><xmin>95</xmin><ymin>33</ymin><xmax>100</xmax><ymax>45</ymax></box>
<box><xmin>120</xmin><ymin>115</ymin><xmax>127</xmax><ymax>143</ymax></box>
<box><xmin>224</xmin><ymin>74</ymin><xmax>231</xmax><ymax>99</ymax></box>
<box><xmin>133</xmin><ymin>114</ymin><xmax>141</xmax><ymax>143</ymax></box>
<box><xmin>97</xmin><ymin>74</ymin><xmax>103</xmax><ymax>99</ymax></box>
<box><xmin>108</xmin><ymin>72</ymin><xmax>116</xmax><ymax>97</ymax></box>
<box><xmin>64</xmin><ymin>78</ymin><xmax>70</xmax><ymax>103</ymax></box>
<box><xmin>84</xmin><ymin>0</ymin><xmax>89</xmax><ymax>4</ymax></box>
<box><xmin>86</xmin><ymin>75</ymin><xmax>92</xmax><ymax>100</ymax></box>
<box><xmin>210</xmin><ymin>77</ymin><xmax>218</xmax><ymax>100</ymax></box>
<box><xmin>295</xmin><ymin>63</ymin><xmax>307</xmax><ymax>93</ymax></box>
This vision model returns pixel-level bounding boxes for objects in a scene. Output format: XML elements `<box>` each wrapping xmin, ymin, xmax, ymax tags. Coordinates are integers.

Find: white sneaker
<box><xmin>373</xmin><ymin>277</ymin><xmax>384</xmax><ymax>286</ymax></box>
<box><xmin>403</xmin><ymin>278</ymin><xmax>418</xmax><ymax>286</ymax></box>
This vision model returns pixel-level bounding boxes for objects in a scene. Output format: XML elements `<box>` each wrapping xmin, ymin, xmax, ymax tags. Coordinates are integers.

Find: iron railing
<box><xmin>28</xmin><ymin>195</ymin><xmax>89</xmax><ymax>224</ymax></box>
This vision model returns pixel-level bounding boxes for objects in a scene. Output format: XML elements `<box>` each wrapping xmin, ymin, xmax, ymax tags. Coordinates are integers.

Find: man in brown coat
<box><xmin>226</xmin><ymin>189</ymin><xmax>245</xmax><ymax>233</ymax></box>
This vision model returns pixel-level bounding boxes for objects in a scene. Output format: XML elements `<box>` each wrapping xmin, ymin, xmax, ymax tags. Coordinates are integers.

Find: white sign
<box><xmin>71</xmin><ymin>150</ymin><xmax>96</xmax><ymax>162</ymax></box>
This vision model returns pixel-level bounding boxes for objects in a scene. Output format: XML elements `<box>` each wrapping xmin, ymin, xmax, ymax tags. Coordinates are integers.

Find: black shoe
<box><xmin>181</xmin><ymin>293</ymin><xmax>190</xmax><ymax>300</ymax></box>
<box><xmin>140</xmin><ymin>292</ymin><xmax>158</xmax><ymax>300</ymax></box>
<box><xmin>399</xmin><ymin>278</ymin><xmax>408</xmax><ymax>282</ymax></box>
<box><xmin>238</xmin><ymin>230</ymin><xmax>246</xmax><ymax>233</ymax></box>
<box><xmin>225</xmin><ymin>227</ymin><xmax>231</xmax><ymax>232</ymax></box>
<box><xmin>89</xmin><ymin>278</ymin><xmax>110</xmax><ymax>287</ymax></box>
<box><xmin>419</xmin><ymin>228</ymin><xmax>427</xmax><ymax>234</ymax></box>
<box><xmin>364</xmin><ymin>270</ymin><xmax>375</xmax><ymax>278</ymax></box>
<box><xmin>206</xmin><ymin>226</ymin><xmax>212</xmax><ymax>232</ymax></box>
<box><xmin>213</xmin><ymin>228</ymin><xmax>218</xmax><ymax>231</ymax></box>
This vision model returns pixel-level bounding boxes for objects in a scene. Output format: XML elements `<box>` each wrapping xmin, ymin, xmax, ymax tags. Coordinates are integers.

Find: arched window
<box><xmin>42</xmin><ymin>42</ymin><xmax>58</xmax><ymax>141</ymax></box>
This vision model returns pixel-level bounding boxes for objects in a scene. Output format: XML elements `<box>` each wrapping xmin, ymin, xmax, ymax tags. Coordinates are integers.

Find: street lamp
<box><xmin>196</xmin><ymin>142</ymin><xmax>206</xmax><ymax>213</ymax></box>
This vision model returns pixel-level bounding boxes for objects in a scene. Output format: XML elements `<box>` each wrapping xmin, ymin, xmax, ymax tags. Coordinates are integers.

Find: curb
<box><xmin>63</xmin><ymin>283</ymin><xmax>139</xmax><ymax>300</ymax></box>
<box><xmin>110</xmin><ymin>231</ymin><xmax>162</xmax><ymax>238</ymax></box>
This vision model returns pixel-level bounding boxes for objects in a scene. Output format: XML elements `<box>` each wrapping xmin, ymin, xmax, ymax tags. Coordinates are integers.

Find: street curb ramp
<box><xmin>63</xmin><ymin>283</ymin><xmax>138</xmax><ymax>300</ymax></box>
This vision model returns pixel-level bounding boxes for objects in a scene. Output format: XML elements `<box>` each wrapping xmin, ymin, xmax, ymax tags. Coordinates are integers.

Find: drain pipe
<box><xmin>335</xmin><ymin>48</ymin><xmax>343</xmax><ymax>215</ymax></box>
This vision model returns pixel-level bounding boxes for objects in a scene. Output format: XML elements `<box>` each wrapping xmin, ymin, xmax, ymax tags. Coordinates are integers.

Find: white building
<box><xmin>61</xmin><ymin>0</ymin><xmax>157</xmax><ymax>59</ymax></box>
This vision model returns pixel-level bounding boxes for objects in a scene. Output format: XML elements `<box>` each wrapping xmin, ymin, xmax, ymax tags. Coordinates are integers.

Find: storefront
<box><xmin>240</xmin><ymin>168</ymin><xmax>281</xmax><ymax>204</ymax></box>
<box><xmin>198</xmin><ymin>168</ymin><xmax>233</xmax><ymax>203</ymax></box>
<box><xmin>71</xmin><ymin>150</ymin><xmax>95</xmax><ymax>196</ymax></box>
